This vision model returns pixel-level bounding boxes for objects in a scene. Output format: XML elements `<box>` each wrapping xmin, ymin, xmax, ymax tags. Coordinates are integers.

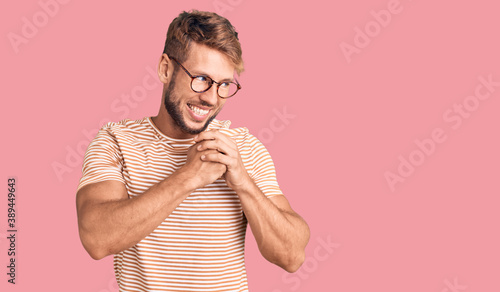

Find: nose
<box><xmin>199</xmin><ymin>83</ymin><xmax>219</xmax><ymax>106</ymax></box>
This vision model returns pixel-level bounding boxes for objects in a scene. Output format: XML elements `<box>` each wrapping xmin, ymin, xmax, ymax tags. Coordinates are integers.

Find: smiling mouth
<box><xmin>187</xmin><ymin>103</ymin><xmax>210</xmax><ymax>116</ymax></box>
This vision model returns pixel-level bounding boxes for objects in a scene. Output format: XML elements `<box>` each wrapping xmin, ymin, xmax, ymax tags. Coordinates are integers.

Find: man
<box><xmin>76</xmin><ymin>10</ymin><xmax>309</xmax><ymax>292</ymax></box>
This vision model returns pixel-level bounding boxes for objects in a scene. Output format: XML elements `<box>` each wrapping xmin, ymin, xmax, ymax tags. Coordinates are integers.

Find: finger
<box><xmin>201</xmin><ymin>151</ymin><xmax>233</xmax><ymax>166</ymax></box>
<box><xmin>194</xmin><ymin>130</ymin><xmax>219</xmax><ymax>142</ymax></box>
<box><xmin>196</xmin><ymin>139</ymin><xmax>237</xmax><ymax>156</ymax></box>
<box><xmin>215</xmin><ymin>132</ymin><xmax>238</xmax><ymax>149</ymax></box>
<box><xmin>195</xmin><ymin>130</ymin><xmax>236</xmax><ymax>146</ymax></box>
<box><xmin>196</xmin><ymin>131</ymin><xmax>237</xmax><ymax>150</ymax></box>
<box><xmin>197</xmin><ymin>140</ymin><xmax>224</xmax><ymax>153</ymax></box>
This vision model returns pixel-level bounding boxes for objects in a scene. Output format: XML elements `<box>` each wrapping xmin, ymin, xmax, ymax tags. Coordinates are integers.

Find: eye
<box><xmin>220</xmin><ymin>82</ymin><xmax>230</xmax><ymax>88</ymax></box>
<box><xmin>195</xmin><ymin>76</ymin><xmax>208</xmax><ymax>82</ymax></box>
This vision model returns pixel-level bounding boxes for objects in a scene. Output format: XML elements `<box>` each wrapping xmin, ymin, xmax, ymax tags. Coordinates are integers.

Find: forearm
<box><xmin>237</xmin><ymin>181</ymin><xmax>310</xmax><ymax>272</ymax></box>
<box><xmin>181</xmin><ymin>130</ymin><xmax>309</xmax><ymax>270</ymax></box>
<box><xmin>78</xmin><ymin>172</ymin><xmax>194</xmax><ymax>259</ymax></box>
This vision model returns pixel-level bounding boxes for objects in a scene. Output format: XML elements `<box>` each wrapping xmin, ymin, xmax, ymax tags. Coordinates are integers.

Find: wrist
<box><xmin>163</xmin><ymin>170</ymin><xmax>198</xmax><ymax>194</ymax></box>
<box><xmin>228</xmin><ymin>173</ymin><xmax>255</xmax><ymax>193</ymax></box>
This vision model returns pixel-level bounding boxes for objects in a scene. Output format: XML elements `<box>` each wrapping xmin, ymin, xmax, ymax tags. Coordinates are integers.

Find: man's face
<box><xmin>163</xmin><ymin>43</ymin><xmax>236</xmax><ymax>135</ymax></box>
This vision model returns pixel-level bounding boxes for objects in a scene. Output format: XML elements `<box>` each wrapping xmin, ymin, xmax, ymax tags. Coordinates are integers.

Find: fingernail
<box><xmin>201</xmin><ymin>155</ymin><xmax>205</xmax><ymax>160</ymax></box>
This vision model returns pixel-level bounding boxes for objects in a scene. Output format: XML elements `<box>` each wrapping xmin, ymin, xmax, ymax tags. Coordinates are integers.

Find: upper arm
<box><xmin>76</xmin><ymin>180</ymin><xmax>128</xmax><ymax>217</ymax></box>
<box><xmin>77</xmin><ymin>126</ymin><xmax>126</xmax><ymax>193</ymax></box>
<box><xmin>75</xmin><ymin>180</ymin><xmax>129</xmax><ymax>260</ymax></box>
<box><xmin>76</xmin><ymin>125</ymin><xmax>128</xmax><ymax>220</ymax></box>
<box><xmin>245</xmin><ymin>133</ymin><xmax>283</xmax><ymax>198</ymax></box>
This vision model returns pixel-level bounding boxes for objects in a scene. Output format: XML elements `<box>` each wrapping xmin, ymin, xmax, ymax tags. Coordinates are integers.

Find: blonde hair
<box><xmin>163</xmin><ymin>10</ymin><xmax>244</xmax><ymax>74</ymax></box>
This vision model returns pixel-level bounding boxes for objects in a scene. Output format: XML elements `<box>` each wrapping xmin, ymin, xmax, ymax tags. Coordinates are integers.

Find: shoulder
<box><xmin>100</xmin><ymin>117</ymin><xmax>149</xmax><ymax>133</ymax></box>
<box><xmin>88</xmin><ymin>117</ymin><xmax>157</xmax><ymax>150</ymax></box>
<box><xmin>96</xmin><ymin>117</ymin><xmax>152</xmax><ymax>139</ymax></box>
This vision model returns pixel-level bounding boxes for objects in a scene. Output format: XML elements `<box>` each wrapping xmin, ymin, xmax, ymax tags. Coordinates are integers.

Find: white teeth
<box><xmin>189</xmin><ymin>104</ymin><xmax>209</xmax><ymax>116</ymax></box>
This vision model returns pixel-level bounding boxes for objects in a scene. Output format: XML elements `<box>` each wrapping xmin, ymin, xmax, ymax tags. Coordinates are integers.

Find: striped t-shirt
<box><xmin>77</xmin><ymin>117</ymin><xmax>283</xmax><ymax>292</ymax></box>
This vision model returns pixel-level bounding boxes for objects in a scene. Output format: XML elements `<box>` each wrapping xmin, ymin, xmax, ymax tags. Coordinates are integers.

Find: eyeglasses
<box><xmin>169</xmin><ymin>57</ymin><xmax>241</xmax><ymax>99</ymax></box>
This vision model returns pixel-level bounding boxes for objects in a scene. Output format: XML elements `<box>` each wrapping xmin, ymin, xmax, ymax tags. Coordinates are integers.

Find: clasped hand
<box><xmin>178</xmin><ymin>130</ymin><xmax>250</xmax><ymax>191</ymax></box>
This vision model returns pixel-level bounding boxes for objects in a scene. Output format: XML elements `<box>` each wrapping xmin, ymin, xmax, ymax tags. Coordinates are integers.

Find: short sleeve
<box><xmin>77</xmin><ymin>125</ymin><xmax>125</xmax><ymax>192</ymax></box>
<box><xmin>246</xmin><ymin>134</ymin><xmax>284</xmax><ymax>198</ymax></box>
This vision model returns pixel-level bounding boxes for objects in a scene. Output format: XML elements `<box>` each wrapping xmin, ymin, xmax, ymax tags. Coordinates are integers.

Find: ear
<box><xmin>157</xmin><ymin>53</ymin><xmax>173</xmax><ymax>84</ymax></box>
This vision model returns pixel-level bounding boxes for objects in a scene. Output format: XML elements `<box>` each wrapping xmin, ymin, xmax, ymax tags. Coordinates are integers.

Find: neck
<box><xmin>151</xmin><ymin>110</ymin><xmax>196</xmax><ymax>139</ymax></box>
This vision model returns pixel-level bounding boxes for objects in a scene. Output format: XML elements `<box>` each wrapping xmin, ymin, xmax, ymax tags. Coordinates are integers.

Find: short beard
<box><xmin>163</xmin><ymin>77</ymin><xmax>221</xmax><ymax>135</ymax></box>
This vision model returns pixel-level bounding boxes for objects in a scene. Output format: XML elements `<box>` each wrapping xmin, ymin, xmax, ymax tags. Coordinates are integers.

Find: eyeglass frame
<box><xmin>169</xmin><ymin>56</ymin><xmax>242</xmax><ymax>99</ymax></box>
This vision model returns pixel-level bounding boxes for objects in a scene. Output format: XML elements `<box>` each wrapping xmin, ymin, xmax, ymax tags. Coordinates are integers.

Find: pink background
<box><xmin>1</xmin><ymin>0</ymin><xmax>499</xmax><ymax>291</ymax></box>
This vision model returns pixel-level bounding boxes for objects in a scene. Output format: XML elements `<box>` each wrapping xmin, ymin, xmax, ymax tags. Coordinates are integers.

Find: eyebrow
<box><xmin>191</xmin><ymin>70</ymin><xmax>234</xmax><ymax>83</ymax></box>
